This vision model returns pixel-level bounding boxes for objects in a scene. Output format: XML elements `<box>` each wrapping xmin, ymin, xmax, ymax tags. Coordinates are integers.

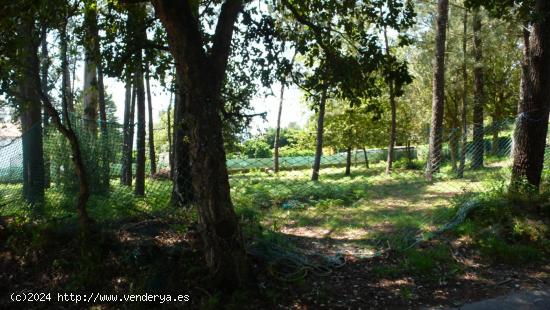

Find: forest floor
<box><xmin>1</xmin><ymin>158</ymin><xmax>549</xmax><ymax>308</ymax></box>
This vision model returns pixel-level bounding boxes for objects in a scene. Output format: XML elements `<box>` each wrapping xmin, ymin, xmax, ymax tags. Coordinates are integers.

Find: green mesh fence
<box><xmin>0</xmin><ymin>115</ymin><xmax>547</xmax><ymax>260</ymax></box>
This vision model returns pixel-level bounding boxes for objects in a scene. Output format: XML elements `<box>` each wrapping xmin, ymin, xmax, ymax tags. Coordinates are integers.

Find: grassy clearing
<box><xmin>232</xmin><ymin>158</ymin><xmax>512</xmax><ymax>255</ymax></box>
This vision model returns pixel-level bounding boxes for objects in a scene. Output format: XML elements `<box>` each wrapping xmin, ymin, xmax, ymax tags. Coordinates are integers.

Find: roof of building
<box><xmin>0</xmin><ymin>122</ymin><xmax>21</xmax><ymax>139</ymax></box>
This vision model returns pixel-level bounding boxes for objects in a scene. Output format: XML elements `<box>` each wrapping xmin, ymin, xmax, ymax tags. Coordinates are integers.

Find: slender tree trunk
<box><xmin>383</xmin><ymin>25</ymin><xmax>397</xmax><ymax>174</ymax></box>
<box><xmin>146</xmin><ymin>69</ymin><xmax>157</xmax><ymax>175</ymax></box>
<box><xmin>511</xmin><ymin>0</ymin><xmax>550</xmax><ymax>191</ymax></box>
<box><xmin>273</xmin><ymin>81</ymin><xmax>285</xmax><ymax>173</ymax></box>
<box><xmin>167</xmin><ymin>93</ymin><xmax>173</xmax><ymax>179</ymax></box>
<box><xmin>60</xmin><ymin>20</ymin><xmax>73</xmax><ymax>116</ymax></box>
<box><xmin>458</xmin><ymin>11</ymin><xmax>468</xmax><ymax>178</ymax></box>
<box><xmin>311</xmin><ymin>89</ymin><xmax>327</xmax><ymax>181</ymax></box>
<box><xmin>40</xmin><ymin>26</ymin><xmax>51</xmax><ymax>189</ymax></box>
<box><xmin>426</xmin><ymin>0</ymin><xmax>449</xmax><ymax>181</ymax></box>
<box><xmin>345</xmin><ymin>146</ymin><xmax>352</xmax><ymax>176</ymax></box>
<box><xmin>97</xmin><ymin>51</ymin><xmax>110</xmax><ymax>191</ymax></box>
<box><xmin>471</xmin><ymin>9</ymin><xmax>485</xmax><ymax>169</ymax></box>
<box><xmin>491</xmin><ymin>91</ymin><xmax>503</xmax><ymax>156</ymax></box>
<box><xmin>364</xmin><ymin>147</ymin><xmax>370</xmax><ymax>168</ymax></box>
<box><xmin>127</xmin><ymin>85</ymin><xmax>137</xmax><ymax>186</ymax></box>
<box><xmin>121</xmin><ymin>73</ymin><xmax>132</xmax><ymax>185</ymax></box>
<box><xmin>82</xmin><ymin>0</ymin><xmax>99</xmax><ymax>135</ymax></box>
<box><xmin>450</xmin><ymin>129</ymin><xmax>459</xmax><ymax>172</ymax></box>
<box><xmin>171</xmin><ymin>75</ymin><xmax>193</xmax><ymax>206</ymax></box>
<box><xmin>134</xmin><ymin>64</ymin><xmax>146</xmax><ymax>196</ymax></box>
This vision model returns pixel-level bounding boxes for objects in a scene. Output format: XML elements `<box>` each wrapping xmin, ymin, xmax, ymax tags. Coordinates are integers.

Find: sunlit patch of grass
<box><xmin>232</xmin><ymin>159</ymin><xmax>515</xmax><ymax>253</ymax></box>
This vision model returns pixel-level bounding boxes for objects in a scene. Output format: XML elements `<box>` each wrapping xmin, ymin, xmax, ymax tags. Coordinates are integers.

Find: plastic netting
<box><xmin>0</xmin><ymin>115</ymin><xmax>548</xmax><ymax>259</ymax></box>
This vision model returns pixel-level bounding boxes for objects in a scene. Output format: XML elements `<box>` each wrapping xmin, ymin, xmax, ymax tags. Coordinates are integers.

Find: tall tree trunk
<box><xmin>134</xmin><ymin>64</ymin><xmax>146</xmax><ymax>196</ymax></box>
<box><xmin>426</xmin><ymin>0</ymin><xmax>449</xmax><ymax>181</ymax></box>
<box><xmin>60</xmin><ymin>19</ymin><xmax>74</xmax><ymax>116</ymax></box>
<box><xmin>491</xmin><ymin>91</ymin><xmax>503</xmax><ymax>156</ymax></box>
<box><xmin>19</xmin><ymin>19</ymin><xmax>45</xmax><ymax>206</ymax></box>
<box><xmin>471</xmin><ymin>9</ymin><xmax>485</xmax><ymax>169</ymax></box>
<box><xmin>450</xmin><ymin>128</ymin><xmax>459</xmax><ymax>172</ymax></box>
<box><xmin>345</xmin><ymin>146</ymin><xmax>352</xmax><ymax>176</ymax></box>
<box><xmin>98</xmin><ymin>53</ymin><xmax>110</xmax><ymax>191</ymax></box>
<box><xmin>153</xmin><ymin>0</ymin><xmax>249</xmax><ymax>288</ymax></box>
<box><xmin>383</xmin><ymin>25</ymin><xmax>397</xmax><ymax>174</ymax></box>
<box><xmin>146</xmin><ymin>69</ymin><xmax>157</xmax><ymax>175</ymax></box>
<box><xmin>167</xmin><ymin>92</ymin><xmax>173</xmax><ymax>179</ymax></box>
<box><xmin>458</xmin><ymin>10</ymin><xmax>468</xmax><ymax>178</ymax></box>
<box><xmin>171</xmin><ymin>75</ymin><xmax>193</xmax><ymax>206</ymax></box>
<box><xmin>311</xmin><ymin>88</ymin><xmax>328</xmax><ymax>181</ymax></box>
<box><xmin>273</xmin><ymin>80</ymin><xmax>285</xmax><ymax>173</ymax></box>
<box><xmin>511</xmin><ymin>0</ymin><xmax>550</xmax><ymax>191</ymax></box>
<box><xmin>40</xmin><ymin>25</ymin><xmax>50</xmax><ymax>189</ymax></box>
<box><xmin>82</xmin><ymin>0</ymin><xmax>99</xmax><ymax>135</ymax></box>
<box><xmin>121</xmin><ymin>72</ymin><xmax>132</xmax><ymax>185</ymax></box>
<box><xmin>363</xmin><ymin>147</ymin><xmax>369</xmax><ymax>169</ymax></box>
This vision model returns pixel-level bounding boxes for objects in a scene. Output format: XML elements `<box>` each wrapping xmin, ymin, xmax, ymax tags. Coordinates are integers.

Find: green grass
<box><xmin>3</xmin><ymin>155</ymin><xmax>541</xmax><ymax>263</ymax></box>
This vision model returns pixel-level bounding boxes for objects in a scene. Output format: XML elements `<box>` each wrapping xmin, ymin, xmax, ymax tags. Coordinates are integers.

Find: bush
<box><xmin>242</xmin><ymin>139</ymin><xmax>272</xmax><ymax>159</ymax></box>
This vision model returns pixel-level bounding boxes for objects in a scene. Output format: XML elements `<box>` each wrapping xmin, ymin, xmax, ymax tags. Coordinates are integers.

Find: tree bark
<box><xmin>60</xmin><ymin>19</ymin><xmax>74</xmax><ymax>117</ymax></box>
<box><xmin>491</xmin><ymin>91</ymin><xmax>503</xmax><ymax>156</ymax></box>
<box><xmin>345</xmin><ymin>146</ymin><xmax>352</xmax><ymax>176</ymax></box>
<box><xmin>22</xmin><ymin>15</ymin><xmax>90</xmax><ymax>227</ymax></box>
<box><xmin>134</xmin><ymin>62</ymin><xmax>146</xmax><ymax>196</ymax></box>
<box><xmin>171</xmin><ymin>74</ymin><xmax>193</xmax><ymax>207</ymax></box>
<box><xmin>458</xmin><ymin>10</ymin><xmax>468</xmax><ymax>178</ymax></box>
<box><xmin>167</xmin><ymin>91</ymin><xmax>173</xmax><ymax>179</ymax></box>
<box><xmin>146</xmin><ymin>69</ymin><xmax>157</xmax><ymax>175</ymax></box>
<box><xmin>19</xmin><ymin>19</ymin><xmax>45</xmax><ymax>206</ymax></box>
<box><xmin>273</xmin><ymin>80</ymin><xmax>285</xmax><ymax>173</ymax></box>
<box><xmin>363</xmin><ymin>147</ymin><xmax>369</xmax><ymax>169</ymax></box>
<box><xmin>311</xmin><ymin>88</ymin><xmax>327</xmax><ymax>181</ymax></box>
<box><xmin>471</xmin><ymin>9</ymin><xmax>485</xmax><ymax>170</ymax></box>
<box><xmin>121</xmin><ymin>72</ymin><xmax>132</xmax><ymax>185</ymax></box>
<box><xmin>40</xmin><ymin>25</ymin><xmax>51</xmax><ymax>189</ymax></box>
<box><xmin>383</xmin><ymin>25</ymin><xmax>397</xmax><ymax>175</ymax></box>
<box><xmin>152</xmin><ymin>0</ymin><xmax>249</xmax><ymax>288</ymax></box>
<box><xmin>426</xmin><ymin>0</ymin><xmax>449</xmax><ymax>181</ymax></box>
<box><xmin>511</xmin><ymin>0</ymin><xmax>550</xmax><ymax>191</ymax></box>
<box><xmin>82</xmin><ymin>0</ymin><xmax>99</xmax><ymax>135</ymax></box>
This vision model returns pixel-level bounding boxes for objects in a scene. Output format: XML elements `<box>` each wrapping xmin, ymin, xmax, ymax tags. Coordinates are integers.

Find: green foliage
<box><xmin>241</xmin><ymin>139</ymin><xmax>272</xmax><ymax>159</ymax></box>
<box><xmin>453</xmin><ymin>185</ymin><xmax>550</xmax><ymax>265</ymax></box>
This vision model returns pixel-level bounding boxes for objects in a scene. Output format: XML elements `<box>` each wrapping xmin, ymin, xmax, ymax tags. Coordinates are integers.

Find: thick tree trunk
<box><xmin>511</xmin><ymin>0</ymin><xmax>550</xmax><ymax>191</ymax></box>
<box><xmin>311</xmin><ymin>88</ymin><xmax>327</xmax><ymax>181</ymax></box>
<box><xmin>471</xmin><ymin>9</ymin><xmax>485</xmax><ymax>170</ymax></box>
<box><xmin>171</xmin><ymin>74</ymin><xmax>193</xmax><ymax>207</ymax></box>
<box><xmin>152</xmin><ymin>0</ymin><xmax>249</xmax><ymax>288</ymax></box>
<box><xmin>18</xmin><ymin>19</ymin><xmax>45</xmax><ymax>206</ymax></box>
<box><xmin>24</xmin><ymin>16</ymin><xmax>90</xmax><ymax>227</ymax></box>
<box><xmin>345</xmin><ymin>146</ymin><xmax>352</xmax><ymax>176</ymax></box>
<box><xmin>146</xmin><ymin>69</ymin><xmax>157</xmax><ymax>175</ymax></box>
<box><xmin>458</xmin><ymin>11</ymin><xmax>468</xmax><ymax>178</ymax></box>
<box><xmin>426</xmin><ymin>0</ymin><xmax>449</xmax><ymax>181</ymax></box>
<box><xmin>273</xmin><ymin>81</ymin><xmax>285</xmax><ymax>173</ymax></box>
